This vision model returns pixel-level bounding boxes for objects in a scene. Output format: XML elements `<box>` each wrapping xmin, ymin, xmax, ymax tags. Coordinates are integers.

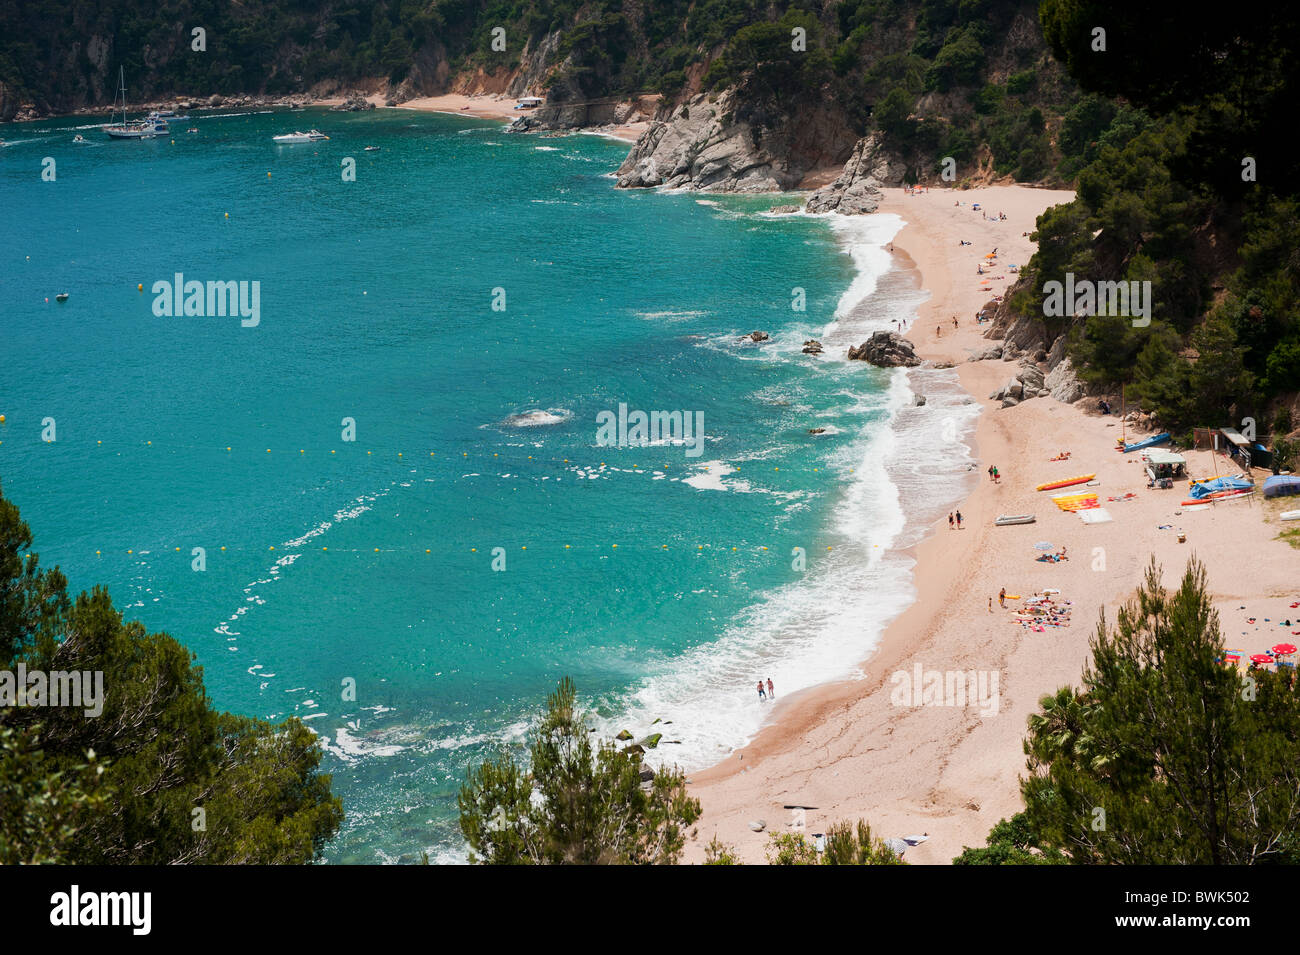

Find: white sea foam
<box><xmin>593</xmin><ymin>213</ymin><xmax>980</xmax><ymax>773</ymax></box>
<box><xmin>499</xmin><ymin>408</ymin><xmax>572</xmax><ymax>428</ymax></box>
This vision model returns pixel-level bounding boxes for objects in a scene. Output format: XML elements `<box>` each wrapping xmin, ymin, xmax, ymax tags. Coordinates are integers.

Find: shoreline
<box><xmin>5</xmin><ymin>92</ymin><xmax>651</xmax><ymax>143</ymax></box>
<box><xmin>681</xmin><ymin>184</ymin><xmax>1300</xmax><ymax>864</ymax></box>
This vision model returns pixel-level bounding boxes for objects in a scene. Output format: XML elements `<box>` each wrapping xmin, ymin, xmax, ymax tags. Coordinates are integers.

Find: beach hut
<box><xmin>1218</xmin><ymin>427</ymin><xmax>1271</xmax><ymax>469</ymax></box>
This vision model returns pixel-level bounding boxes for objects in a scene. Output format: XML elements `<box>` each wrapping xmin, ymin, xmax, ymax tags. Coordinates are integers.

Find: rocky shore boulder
<box><xmin>1045</xmin><ymin>357</ymin><xmax>1086</xmax><ymax>403</ymax></box>
<box><xmin>615</xmin><ymin>90</ymin><xmax>858</xmax><ymax>193</ymax></box>
<box><xmin>802</xmin><ymin>339</ymin><xmax>824</xmax><ymax>355</ymax></box>
<box><xmin>747</xmin><ymin>330</ymin><xmax>769</xmax><ymax>342</ymax></box>
<box><xmin>805</xmin><ymin>134</ymin><xmax>900</xmax><ymax>215</ymax></box>
<box><xmin>847</xmin><ymin>331</ymin><xmax>921</xmax><ymax>367</ymax></box>
<box><xmin>616</xmin><ymin>92</ymin><xmax>784</xmax><ymax>192</ymax></box>
<box><xmin>332</xmin><ymin>92</ymin><xmax>375</xmax><ymax>111</ymax></box>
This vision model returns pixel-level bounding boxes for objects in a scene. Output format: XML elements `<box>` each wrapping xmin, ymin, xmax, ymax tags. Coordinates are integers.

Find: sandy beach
<box><xmin>682</xmin><ymin>184</ymin><xmax>1300</xmax><ymax>864</ymax></box>
<box><xmin>325</xmin><ymin>92</ymin><xmax>650</xmax><ymax>142</ymax></box>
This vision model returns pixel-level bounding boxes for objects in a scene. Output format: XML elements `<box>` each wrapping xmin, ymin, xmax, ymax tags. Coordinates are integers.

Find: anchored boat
<box><xmin>105</xmin><ymin>69</ymin><xmax>169</xmax><ymax>139</ymax></box>
<box><xmin>272</xmin><ymin>129</ymin><xmax>329</xmax><ymax>143</ymax></box>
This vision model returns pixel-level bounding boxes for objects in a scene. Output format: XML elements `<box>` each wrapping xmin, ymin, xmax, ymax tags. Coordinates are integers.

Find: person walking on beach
<box><xmin>988</xmin><ymin>596</ymin><xmax>993</xmax><ymax>613</ymax></box>
<box><xmin>936</xmin><ymin>325</ymin><xmax>942</xmax><ymax>338</ymax></box>
<box><xmin>955</xmin><ymin>510</ymin><xmax>963</xmax><ymax>529</ymax></box>
<box><xmin>999</xmin><ymin>587</ymin><xmax>1007</xmax><ymax>608</ymax></box>
<box><xmin>767</xmin><ymin>678</ymin><xmax>775</xmax><ymax>700</ymax></box>
<box><xmin>987</xmin><ymin>465</ymin><xmax>995</xmax><ymax>482</ymax></box>
<box><xmin>757</xmin><ymin>680</ymin><xmax>766</xmax><ymax>701</ymax></box>
<box><xmin>993</xmin><ymin>465</ymin><xmax>1000</xmax><ymax>484</ymax></box>
<box><xmin>948</xmin><ymin>512</ymin><xmax>954</xmax><ymax>530</ymax></box>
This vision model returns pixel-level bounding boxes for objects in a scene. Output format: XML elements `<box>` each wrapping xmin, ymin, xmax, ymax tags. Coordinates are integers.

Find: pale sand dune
<box><xmin>681</xmin><ymin>185</ymin><xmax>1300</xmax><ymax>864</ymax></box>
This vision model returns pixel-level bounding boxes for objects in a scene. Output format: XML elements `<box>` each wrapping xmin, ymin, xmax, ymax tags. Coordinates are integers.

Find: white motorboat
<box><xmin>272</xmin><ymin>129</ymin><xmax>329</xmax><ymax>143</ymax></box>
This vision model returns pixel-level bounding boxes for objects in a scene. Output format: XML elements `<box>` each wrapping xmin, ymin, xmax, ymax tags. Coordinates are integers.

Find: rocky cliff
<box><xmin>804</xmin><ymin>134</ymin><xmax>907</xmax><ymax>214</ymax></box>
<box><xmin>615</xmin><ymin>90</ymin><xmax>858</xmax><ymax>193</ymax></box>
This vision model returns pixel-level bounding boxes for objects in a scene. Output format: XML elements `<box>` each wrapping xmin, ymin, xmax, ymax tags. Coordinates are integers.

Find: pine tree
<box><xmin>0</xmin><ymin>479</ymin><xmax>343</xmax><ymax>863</ymax></box>
<box><xmin>1019</xmin><ymin>558</ymin><xmax>1300</xmax><ymax>863</ymax></box>
<box><xmin>458</xmin><ymin>677</ymin><xmax>701</xmax><ymax>864</ymax></box>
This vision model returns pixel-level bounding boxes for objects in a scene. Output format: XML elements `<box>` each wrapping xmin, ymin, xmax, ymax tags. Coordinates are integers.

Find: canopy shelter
<box><xmin>1143</xmin><ymin>449</ymin><xmax>1187</xmax><ymax>482</ymax></box>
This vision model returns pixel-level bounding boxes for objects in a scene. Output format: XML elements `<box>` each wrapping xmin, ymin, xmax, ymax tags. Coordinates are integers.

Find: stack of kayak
<box><xmin>1182</xmin><ymin>475</ymin><xmax>1254</xmax><ymax>506</ymax></box>
<box><xmin>1053</xmin><ymin>492</ymin><xmax>1100</xmax><ymax>512</ymax></box>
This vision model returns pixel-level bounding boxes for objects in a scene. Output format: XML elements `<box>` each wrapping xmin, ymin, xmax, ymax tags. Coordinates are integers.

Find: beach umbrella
<box><xmin>1272</xmin><ymin>643</ymin><xmax>1297</xmax><ymax>655</ymax></box>
<box><xmin>984</xmin><ymin>252</ymin><xmax>996</xmax><ymax>258</ymax></box>
<box><xmin>1034</xmin><ymin>541</ymin><xmax>1054</xmax><ymax>550</ymax></box>
<box><xmin>884</xmin><ymin>838</ymin><xmax>909</xmax><ymax>856</ymax></box>
<box><xmin>1250</xmin><ymin>654</ymin><xmax>1274</xmax><ymax>664</ymax></box>
<box><xmin>979</xmin><ymin>279</ymin><xmax>991</xmax><ymax>284</ymax></box>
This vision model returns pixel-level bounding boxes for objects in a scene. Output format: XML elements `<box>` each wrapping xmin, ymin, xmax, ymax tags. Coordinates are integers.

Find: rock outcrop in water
<box><xmin>332</xmin><ymin>91</ymin><xmax>375</xmax><ymax>111</ymax></box>
<box><xmin>847</xmin><ymin>331</ymin><xmax>921</xmax><ymax>367</ymax></box>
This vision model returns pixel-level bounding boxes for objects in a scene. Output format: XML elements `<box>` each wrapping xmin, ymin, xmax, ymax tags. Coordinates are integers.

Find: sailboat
<box><xmin>105</xmin><ymin>68</ymin><xmax>168</xmax><ymax>139</ymax></box>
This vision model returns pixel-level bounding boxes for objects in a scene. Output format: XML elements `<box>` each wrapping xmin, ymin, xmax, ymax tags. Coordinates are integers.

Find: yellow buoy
<box><xmin>267</xmin><ymin>172</ymin><xmax>271</xmax><ymax>178</ymax></box>
<box><xmin>137</xmin><ymin>283</ymin><xmax>144</xmax><ymax>291</ymax></box>
<box><xmin>0</xmin><ymin>414</ymin><xmax>5</xmax><ymax>423</ymax></box>
<box><xmin>224</xmin><ymin>213</ymin><xmax>229</xmax><ymax>219</ymax></box>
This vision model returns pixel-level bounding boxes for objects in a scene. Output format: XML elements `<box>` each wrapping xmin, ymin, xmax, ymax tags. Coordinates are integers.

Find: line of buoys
<box><xmin>88</xmin><ymin>542</ymin><xmax>838</xmax><ymax>556</ymax></box>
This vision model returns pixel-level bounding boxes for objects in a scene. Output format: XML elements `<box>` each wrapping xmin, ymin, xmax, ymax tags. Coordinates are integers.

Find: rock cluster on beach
<box><xmin>805</xmin><ymin>134</ymin><xmax>902</xmax><ymax>215</ymax></box>
<box><xmin>971</xmin><ymin>292</ymin><xmax>1089</xmax><ymax>407</ymax></box>
<box><xmin>802</xmin><ymin>339</ymin><xmax>824</xmax><ymax>355</ymax></box>
<box><xmin>331</xmin><ymin>92</ymin><xmax>375</xmax><ymax>111</ymax></box>
<box><xmin>847</xmin><ymin>331</ymin><xmax>922</xmax><ymax>367</ymax></box>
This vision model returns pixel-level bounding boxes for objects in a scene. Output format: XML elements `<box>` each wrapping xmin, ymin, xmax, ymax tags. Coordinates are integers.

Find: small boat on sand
<box><xmin>994</xmin><ymin>514</ymin><xmax>1036</xmax><ymax>526</ymax></box>
<box><xmin>1036</xmin><ymin>474</ymin><xmax>1096</xmax><ymax>492</ymax></box>
<box><xmin>1180</xmin><ymin>488</ymin><xmax>1254</xmax><ymax>506</ymax></box>
<box><xmin>1121</xmin><ymin>432</ymin><xmax>1170</xmax><ymax>453</ymax></box>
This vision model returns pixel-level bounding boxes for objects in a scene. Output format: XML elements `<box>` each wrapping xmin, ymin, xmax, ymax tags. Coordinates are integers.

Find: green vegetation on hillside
<box><xmin>0</xmin><ymin>480</ymin><xmax>342</xmax><ymax>863</ymax></box>
<box><xmin>1</xmin><ymin>1</ymin><xmax>1080</xmax><ymax>182</ymax></box>
<box><xmin>1005</xmin><ymin>1</ymin><xmax>1300</xmax><ymax>437</ymax></box>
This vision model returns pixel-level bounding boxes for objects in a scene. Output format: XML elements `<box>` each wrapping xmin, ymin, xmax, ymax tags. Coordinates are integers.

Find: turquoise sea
<box><xmin>0</xmin><ymin>106</ymin><xmax>977</xmax><ymax>862</ymax></box>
